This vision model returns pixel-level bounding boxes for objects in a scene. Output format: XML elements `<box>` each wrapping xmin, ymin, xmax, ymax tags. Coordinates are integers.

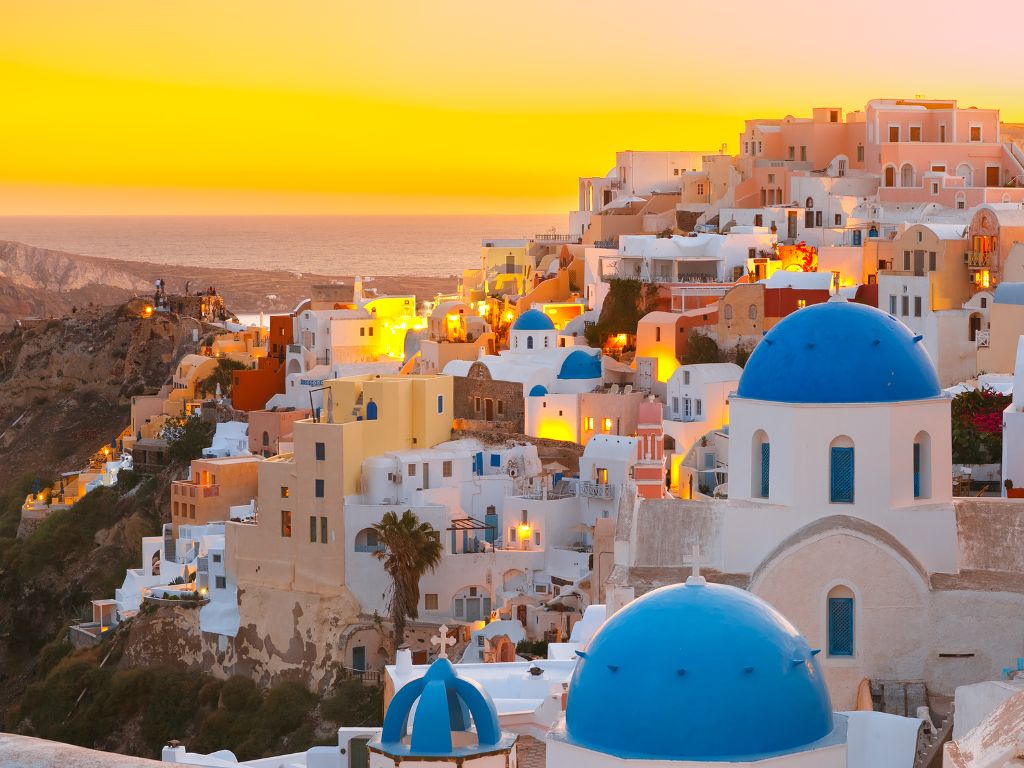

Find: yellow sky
<box><xmin>3</xmin><ymin>0</ymin><xmax>1023</xmax><ymax>215</ymax></box>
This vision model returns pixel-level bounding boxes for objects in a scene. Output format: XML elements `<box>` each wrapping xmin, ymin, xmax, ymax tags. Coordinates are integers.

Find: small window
<box><xmin>359</xmin><ymin>327</ymin><xmax>365</xmax><ymax>337</ymax></box>
<box><xmin>788</xmin><ymin>146</ymin><xmax>795</xmax><ymax>159</ymax></box>
<box><xmin>889</xmin><ymin>295</ymin><xmax>897</xmax><ymax>315</ymax></box>
<box><xmin>724</xmin><ymin>304</ymin><xmax>733</xmax><ymax>320</ymax></box>
<box><xmin>901</xmin><ymin>296</ymin><xmax>909</xmax><ymax>316</ymax></box>
<box><xmin>442</xmin><ymin>460</ymin><xmax>453</xmax><ymax>478</ymax></box>
<box><xmin>215</xmin><ymin>576</ymin><xmax>226</xmax><ymax>589</ymax></box>
<box><xmin>904</xmin><ymin>251</ymin><xmax>911</xmax><ymax>270</ymax></box>
<box><xmin>212</xmin><ymin>553</ymin><xmax>222</xmax><ymax>563</ymax></box>
<box><xmin>827</xmin><ymin>589</ymin><xmax>855</xmax><ymax>657</ymax></box>
<box><xmin>425</xmin><ymin>594</ymin><xmax>439</xmax><ymax>610</ymax></box>
<box><xmin>408</xmin><ymin>463</ymin><xmax>416</xmax><ymax>476</ymax></box>
<box><xmin>497</xmin><ymin>400</ymin><xmax>504</xmax><ymax>416</ymax></box>
<box><xmin>315</xmin><ymin>442</ymin><xmax>325</xmax><ymax>461</ymax></box>
<box><xmin>748</xmin><ymin>304</ymin><xmax>757</xmax><ymax>320</ymax></box>
<box><xmin>695</xmin><ymin>400</ymin><xmax>702</xmax><ymax>416</ymax></box>
<box><xmin>321</xmin><ymin>516</ymin><xmax>328</xmax><ymax>543</ymax></box>
<box><xmin>929</xmin><ymin>252</ymin><xmax>936</xmax><ymax>271</ymax></box>
<box><xmin>508</xmin><ymin>526</ymin><xmax>517</xmax><ymax>543</ymax></box>
<box><xmin>914</xmin><ymin>297</ymin><xmax>922</xmax><ymax>317</ymax></box>
<box><xmin>834</xmin><ymin>213</ymin><xmax>842</xmax><ymax>226</ymax></box>
<box><xmin>474</xmin><ymin>396</ymin><xmax>481</xmax><ymax>412</ymax></box>
<box><xmin>309</xmin><ymin>516</ymin><xmax>317</xmax><ymax>543</ymax></box>
<box><xmin>368</xmin><ymin>327</ymin><xmax>373</xmax><ymax>337</ymax></box>
<box><xmin>315</xmin><ymin>478</ymin><xmax>325</xmax><ymax>498</ymax></box>
<box><xmin>281</xmin><ymin>510</ymin><xmax>292</xmax><ymax>538</ymax></box>
<box><xmin>437</xmin><ymin>394</ymin><xmax>444</xmax><ymax>414</ymax></box>
<box><xmin>796</xmin><ymin>299</ymin><xmax>807</xmax><ymax>309</ymax></box>
<box><xmin>889</xmin><ymin>125</ymin><xmax>900</xmax><ymax>142</ymax></box>
<box><xmin>800</xmin><ymin>145</ymin><xmax>807</xmax><ymax>161</ymax></box>
<box><xmin>683</xmin><ymin>371</ymin><xmax>690</xmax><ymax>385</ymax></box>
<box><xmin>534</xmin><ymin>531</ymin><xmax>541</xmax><ymax>547</ymax></box>
<box><xmin>909</xmin><ymin>126</ymin><xmax>921</xmax><ymax>142</ymax></box>
<box><xmin>280</xmin><ymin>486</ymin><xmax>290</xmax><ymax>498</ymax></box>
<box><xmin>830</xmin><ymin>443</ymin><xmax>855</xmax><ymax>503</ymax></box>
<box><xmin>490</xmin><ymin>453</ymin><xmax>501</xmax><ymax>468</ymax></box>
<box><xmin>655</xmin><ymin>327</ymin><xmax>661</xmax><ymax>343</ymax></box>
<box><xmin>970</xmin><ymin>126</ymin><xmax>982</xmax><ymax>142</ymax></box>
<box><xmin>856</xmin><ymin>145</ymin><xmax>864</xmax><ymax>162</ymax></box>
<box><xmin>602</xmin><ymin>417</ymin><xmax>613</xmax><ymax>433</ymax></box>
<box><xmin>981</xmin><ymin>297</ymin><xmax>988</xmax><ymax>309</ymax></box>
<box><xmin>584</xmin><ymin>416</ymin><xmax>595</xmax><ymax>431</ymax></box>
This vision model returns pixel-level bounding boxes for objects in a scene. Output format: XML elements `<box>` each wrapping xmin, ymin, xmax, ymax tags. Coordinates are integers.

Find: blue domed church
<box><xmin>607</xmin><ymin>297</ymin><xmax>1024</xmax><ymax>713</ymax></box>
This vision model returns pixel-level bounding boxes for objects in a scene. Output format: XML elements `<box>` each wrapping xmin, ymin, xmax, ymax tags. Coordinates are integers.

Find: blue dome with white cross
<box><xmin>373</xmin><ymin>658</ymin><xmax>514</xmax><ymax>758</ymax></box>
<box><xmin>737</xmin><ymin>299</ymin><xmax>941</xmax><ymax>403</ymax></box>
<box><xmin>564</xmin><ymin>580</ymin><xmax>835</xmax><ymax>761</ymax></box>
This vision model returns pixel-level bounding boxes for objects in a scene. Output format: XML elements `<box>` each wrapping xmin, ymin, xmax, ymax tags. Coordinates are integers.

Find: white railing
<box><xmin>976</xmin><ymin>330</ymin><xmax>991</xmax><ymax>348</ymax></box>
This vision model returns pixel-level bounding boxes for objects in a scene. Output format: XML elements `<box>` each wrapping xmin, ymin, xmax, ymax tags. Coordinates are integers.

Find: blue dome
<box><xmin>376</xmin><ymin>658</ymin><xmax>513</xmax><ymax>757</ymax></box>
<box><xmin>558</xmin><ymin>349</ymin><xmax>602</xmax><ymax>380</ymax></box>
<box><xmin>737</xmin><ymin>300</ymin><xmax>941</xmax><ymax>403</ymax></box>
<box><xmin>512</xmin><ymin>308</ymin><xmax>555</xmax><ymax>331</ymax></box>
<box><xmin>565</xmin><ymin>581</ymin><xmax>833</xmax><ymax>761</ymax></box>
<box><xmin>529</xmin><ymin>384</ymin><xmax>548</xmax><ymax>397</ymax></box>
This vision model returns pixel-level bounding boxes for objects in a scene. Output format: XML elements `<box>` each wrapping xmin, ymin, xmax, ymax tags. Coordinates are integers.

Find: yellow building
<box><xmin>228</xmin><ymin>373</ymin><xmax>454</xmax><ymax>596</ymax></box>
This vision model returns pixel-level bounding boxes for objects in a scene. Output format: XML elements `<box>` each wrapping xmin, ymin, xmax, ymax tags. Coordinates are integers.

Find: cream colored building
<box><xmin>228</xmin><ymin>373</ymin><xmax>454</xmax><ymax>597</ymax></box>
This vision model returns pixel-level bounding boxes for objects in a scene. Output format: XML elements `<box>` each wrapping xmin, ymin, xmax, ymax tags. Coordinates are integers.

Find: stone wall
<box><xmin>451</xmin><ymin>363</ymin><xmax>525</xmax><ymax>434</ymax></box>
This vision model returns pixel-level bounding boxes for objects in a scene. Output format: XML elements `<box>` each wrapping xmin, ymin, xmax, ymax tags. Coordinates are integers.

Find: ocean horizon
<box><xmin>0</xmin><ymin>214</ymin><xmax>566</xmax><ymax>277</ymax></box>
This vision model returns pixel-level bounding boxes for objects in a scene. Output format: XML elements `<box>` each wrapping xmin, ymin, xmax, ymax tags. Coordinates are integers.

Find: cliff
<box><xmin>0</xmin><ymin>240</ymin><xmax>458</xmax><ymax>329</ymax></box>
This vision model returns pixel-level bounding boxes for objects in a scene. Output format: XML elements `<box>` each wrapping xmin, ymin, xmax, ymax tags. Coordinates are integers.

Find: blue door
<box><xmin>830</xmin><ymin>447</ymin><xmax>855</xmax><ymax>503</ymax></box>
<box><xmin>352</xmin><ymin>645</ymin><xmax>366</xmax><ymax>672</ymax></box>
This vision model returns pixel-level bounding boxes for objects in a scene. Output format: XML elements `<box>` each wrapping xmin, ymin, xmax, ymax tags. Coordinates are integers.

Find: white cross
<box><xmin>431</xmin><ymin>624</ymin><xmax>456</xmax><ymax>659</ymax></box>
<box><xmin>686</xmin><ymin>544</ymin><xmax>707</xmax><ymax>586</ymax></box>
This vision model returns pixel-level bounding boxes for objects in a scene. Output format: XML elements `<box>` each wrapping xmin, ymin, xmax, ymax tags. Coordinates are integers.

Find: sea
<box><xmin>0</xmin><ymin>214</ymin><xmax>566</xmax><ymax>278</ymax></box>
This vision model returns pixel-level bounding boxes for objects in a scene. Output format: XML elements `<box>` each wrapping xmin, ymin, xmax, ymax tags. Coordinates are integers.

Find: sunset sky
<box><xmin>3</xmin><ymin>0</ymin><xmax>1023</xmax><ymax>215</ymax></box>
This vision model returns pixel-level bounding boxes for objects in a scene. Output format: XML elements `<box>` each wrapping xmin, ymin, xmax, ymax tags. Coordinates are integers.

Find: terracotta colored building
<box><xmin>232</xmin><ymin>315</ymin><xmax>293</xmax><ymax>412</ymax></box>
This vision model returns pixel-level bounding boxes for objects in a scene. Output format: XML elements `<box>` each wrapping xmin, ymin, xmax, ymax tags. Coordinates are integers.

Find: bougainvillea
<box><xmin>951</xmin><ymin>387</ymin><xmax>1011</xmax><ymax>463</ymax></box>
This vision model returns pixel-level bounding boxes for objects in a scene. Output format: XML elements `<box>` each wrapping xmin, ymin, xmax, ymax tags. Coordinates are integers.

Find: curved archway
<box><xmin>286</xmin><ymin>358</ymin><xmax>302</xmax><ymax>375</ymax></box>
<box><xmin>365</xmin><ymin>400</ymin><xmax>378</xmax><ymax>421</ymax></box>
<box><xmin>829</xmin><ymin>435</ymin><xmax>855</xmax><ymax>503</ymax></box>
<box><xmin>354</xmin><ymin>527</ymin><xmax>383</xmax><ymax>553</ymax></box>
<box><xmin>526</xmin><ymin>336</ymin><xmax>534</xmax><ymax>350</ymax></box>
<box><xmin>751</xmin><ymin>429</ymin><xmax>770</xmax><ymax>499</ymax></box>
<box><xmin>956</xmin><ymin>163</ymin><xmax>973</xmax><ymax>187</ymax></box>
<box><xmin>900</xmin><ymin>163</ymin><xmax>915</xmax><ymax>188</ymax></box>
<box><xmin>452</xmin><ymin>585</ymin><xmax>491</xmax><ymax>622</ymax></box>
<box><xmin>805</xmin><ymin>196</ymin><xmax>814</xmax><ymax>209</ymax></box>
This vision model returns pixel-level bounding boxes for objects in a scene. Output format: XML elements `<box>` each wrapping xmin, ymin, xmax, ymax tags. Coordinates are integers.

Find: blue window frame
<box><xmin>830</xmin><ymin>446</ymin><xmax>855</xmax><ymax>503</ymax></box>
<box><xmin>437</xmin><ymin>394</ymin><xmax>444</xmax><ymax>414</ymax></box>
<box><xmin>474</xmin><ymin>452</ymin><xmax>483</xmax><ymax>475</ymax></box>
<box><xmin>828</xmin><ymin>597</ymin><xmax>854</xmax><ymax>656</ymax></box>
<box><xmin>315</xmin><ymin>478</ymin><xmax>325</xmax><ymax>498</ymax></box>
<box><xmin>760</xmin><ymin>442</ymin><xmax>770</xmax><ymax>498</ymax></box>
<box><xmin>365</xmin><ymin>400</ymin><xmax>378</xmax><ymax>420</ymax></box>
<box><xmin>490</xmin><ymin>453</ymin><xmax>501</xmax><ymax>468</ymax></box>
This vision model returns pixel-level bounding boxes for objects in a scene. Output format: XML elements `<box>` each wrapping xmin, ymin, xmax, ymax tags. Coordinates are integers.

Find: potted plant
<box><xmin>1006</xmin><ymin>479</ymin><xmax>1024</xmax><ymax>498</ymax></box>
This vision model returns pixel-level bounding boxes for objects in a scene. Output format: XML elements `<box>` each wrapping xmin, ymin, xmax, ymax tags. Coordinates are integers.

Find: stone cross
<box><xmin>431</xmin><ymin>624</ymin><xmax>456</xmax><ymax>659</ymax></box>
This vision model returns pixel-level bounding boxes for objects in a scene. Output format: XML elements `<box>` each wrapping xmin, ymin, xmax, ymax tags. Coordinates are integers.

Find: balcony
<box><xmin>976</xmin><ymin>330</ymin><xmax>991</xmax><ymax>348</ymax></box>
<box><xmin>967</xmin><ymin>251</ymin><xmax>991</xmax><ymax>269</ymax></box>
<box><xmin>579</xmin><ymin>481</ymin><xmax>616</xmax><ymax>499</ymax></box>
<box><xmin>535</xmin><ymin>233</ymin><xmax>581</xmax><ymax>243</ymax></box>
<box><xmin>172</xmin><ymin>482</ymin><xmax>220</xmax><ymax>498</ymax></box>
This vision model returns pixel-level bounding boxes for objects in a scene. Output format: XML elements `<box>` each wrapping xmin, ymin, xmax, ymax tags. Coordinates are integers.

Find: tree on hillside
<box><xmin>372</xmin><ymin>510</ymin><xmax>443</xmax><ymax>652</ymax></box>
<box><xmin>682</xmin><ymin>331</ymin><xmax>721</xmax><ymax>364</ymax></box>
<box><xmin>161</xmin><ymin>415</ymin><xmax>215</xmax><ymax>465</ymax></box>
<box><xmin>203</xmin><ymin>358</ymin><xmax>248</xmax><ymax>397</ymax></box>
<box><xmin>583</xmin><ymin>279</ymin><xmax>657</xmax><ymax>347</ymax></box>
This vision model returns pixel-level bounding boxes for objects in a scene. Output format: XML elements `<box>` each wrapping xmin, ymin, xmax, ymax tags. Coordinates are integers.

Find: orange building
<box><xmin>170</xmin><ymin>456</ymin><xmax>261</xmax><ymax>533</ymax></box>
<box><xmin>633</xmin><ymin>398</ymin><xmax>666</xmax><ymax>499</ymax></box>
<box><xmin>232</xmin><ymin>315</ymin><xmax>293</xmax><ymax>412</ymax></box>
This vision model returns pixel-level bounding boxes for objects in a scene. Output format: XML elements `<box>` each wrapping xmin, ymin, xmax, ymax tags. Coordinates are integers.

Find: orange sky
<box><xmin>3</xmin><ymin>0</ymin><xmax>1023</xmax><ymax>215</ymax></box>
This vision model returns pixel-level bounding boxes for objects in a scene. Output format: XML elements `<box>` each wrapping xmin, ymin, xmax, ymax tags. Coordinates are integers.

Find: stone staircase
<box><xmin>869</xmin><ymin>679</ymin><xmax>952</xmax><ymax>768</ymax></box>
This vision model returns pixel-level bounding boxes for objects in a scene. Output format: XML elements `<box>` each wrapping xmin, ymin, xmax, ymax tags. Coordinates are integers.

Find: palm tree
<box><xmin>372</xmin><ymin>509</ymin><xmax>442</xmax><ymax>652</ymax></box>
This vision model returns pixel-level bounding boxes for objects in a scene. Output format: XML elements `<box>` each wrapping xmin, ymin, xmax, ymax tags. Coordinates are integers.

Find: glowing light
<box><xmin>504</xmin><ymin>312</ymin><xmax>514</xmax><ymax>322</ymax></box>
<box><xmin>518</xmin><ymin>524</ymin><xmax>531</xmax><ymax>537</ymax></box>
<box><xmin>199</xmin><ymin>587</ymin><xmax>208</xmax><ymax>596</ymax></box>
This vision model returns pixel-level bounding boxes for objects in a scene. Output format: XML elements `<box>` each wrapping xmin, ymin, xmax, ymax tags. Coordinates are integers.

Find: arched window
<box><xmin>527</xmin><ymin>336</ymin><xmax>534</xmax><ymax>350</ymax></box>
<box><xmin>748</xmin><ymin>304</ymin><xmax>758</xmax><ymax>320</ymax></box>
<box><xmin>900</xmin><ymin>163</ymin><xmax>915</xmax><ymax>188</ymax></box>
<box><xmin>724</xmin><ymin>304</ymin><xmax>733</xmax><ymax>320</ymax></box>
<box><xmin>805</xmin><ymin>196</ymin><xmax>814</xmax><ymax>209</ymax></box>
<box><xmin>752</xmin><ymin>430</ymin><xmax>770</xmax><ymax>499</ymax></box>
<box><xmin>262</xmin><ymin>431</ymin><xmax>270</xmax><ymax>447</ymax></box>
<box><xmin>829</xmin><ymin>436</ymin><xmax>855</xmax><ymax>503</ymax></box>
<box><xmin>827</xmin><ymin>585</ymin><xmax>855</xmax><ymax>657</ymax></box>
<box><xmin>354</xmin><ymin>528</ymin><xmax>383</xmax><ymax>553</ymax></box>
<box><xmin>913</xmin><ymin>431</ymin><xmax>931</xmax><ymax>499</ymax></box>
<box><xmin>366</xmin><ymin>400</ymin><xmax>378</xmax><ymax>421</ymax></box>
<box><xmin>956</xmin><ymin>163</ymin><xmax>973</xmax><ymax>187</ymax></box>
<box><xmin>884</xmin><ymin>166</ymin><xmax>896</xmax><ymax>188</ymax></box>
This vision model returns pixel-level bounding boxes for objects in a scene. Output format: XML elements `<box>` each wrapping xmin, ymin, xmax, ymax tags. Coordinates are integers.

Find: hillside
<box><xmin>0</xmin><ymin>240</ymin><xmax>458</xmax><ymax>329</ymax></box>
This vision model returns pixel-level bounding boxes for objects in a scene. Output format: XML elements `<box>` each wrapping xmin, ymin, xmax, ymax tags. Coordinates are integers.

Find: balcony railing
<box><xmin>967</xmin><ymin>251</ymin><xmax>991</xmax><ymax>269</ymax></box>
<box><xmin>579</xmin><ymin>481</ymin><xmax>616</xmax><ymax>499</ymax></box>
<box><xmin>534</xmin><ymin>233</ymin><xmax>580</xmax><ymax>243</ymax></box>
<box><xmin>976</xmin><ymin>330</ymin><xmax>991</xmax><ymax>348</ymax></box>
